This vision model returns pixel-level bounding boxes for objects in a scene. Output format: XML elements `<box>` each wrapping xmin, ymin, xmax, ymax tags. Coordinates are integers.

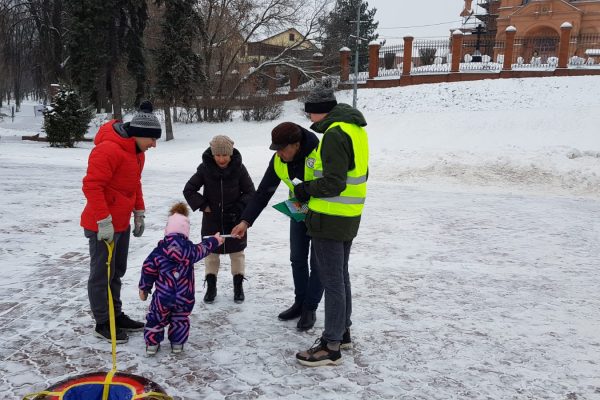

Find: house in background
<box><xmin>239</xmin><ymin>28</ymin><xmax>320</xmax><ymax>91</ymax></box>
<box><xmin>245</xmin><ymin>28</ymin><xmax>319</xmax><ymax>64</ymax></box>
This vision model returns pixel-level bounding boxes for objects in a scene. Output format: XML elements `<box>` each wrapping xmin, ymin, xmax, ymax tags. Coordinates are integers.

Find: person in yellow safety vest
<box><xmin>294</xmin><ymin>81</ymin><xmax>369</xmax><ymax>367</ymax></box>
<box><xmin>230</xmin><ymin>122</ymin><xmax>324</xmax><ymax>331</ymax></box>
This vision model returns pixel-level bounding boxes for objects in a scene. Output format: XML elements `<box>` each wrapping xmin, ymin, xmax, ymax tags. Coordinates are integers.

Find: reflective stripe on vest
<box><xmin>273</xmin><ymin>150</ymin><xmax>318</xmax><ymax>198</ymax></box>
<box><xmin>308</xmin><ymin>121</ymin><xmax>369</xmax><ymax>217</ymax></box>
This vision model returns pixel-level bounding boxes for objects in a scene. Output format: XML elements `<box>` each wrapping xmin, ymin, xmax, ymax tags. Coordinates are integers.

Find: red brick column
<box><xmin>49</xmin><ymin>83</ymin><xmax>61</xmax><ymax>98</ymax></box>
<box><xmin>340</xmin><ymin>47</ymin><xmax>351</xmax><ymax>82</ymax></box>
<box><xmin>402</xmin><ymin>36</ymin><xmax>413</xmax><ymax>76</ymax></box>
<box><xmin>289</xmin><ymin>68</ymin><xmax>300</xmax><ymax>91</ymax></box>
<box><xmin>451</xmin><ymin>30</ymin><xmax>464</xmax><ymax>73</ymax></box>
<box><xmin>267</xmin><ymin>65</ymin><xmax>277</xmax><ymax>93</ymax></box>
<box><xmin>503</xmin><ymin>26</ymin><xmax>517</xmax><ymax>71</ymax></box>
<box><xmin>312</xmin><ymin>52</ymin><xmax>323</xmax><ymax>77</ymax></box>
<box><xmin>558</xmin><ymin>22</ymin><xmax>573</xmax><ymax>69</ymax></box>
<box><xmin>368</xmin><ymin>41</ymin><xmax>380</xmax><ymax>79</ymax></box>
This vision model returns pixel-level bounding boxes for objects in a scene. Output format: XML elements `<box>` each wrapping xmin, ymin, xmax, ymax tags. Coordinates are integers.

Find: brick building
<box><xmin>461</xmin><ymin>0</ymin><xmax>600</xmax><ymax>61</ymax></box>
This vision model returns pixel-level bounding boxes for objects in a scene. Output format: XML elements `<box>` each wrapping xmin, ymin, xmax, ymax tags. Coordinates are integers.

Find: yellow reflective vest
<box><xmin>308</xmin><ymin>121</ymin><xmax>368</xmax><ymax>217</ymax></box>
<box><xmin>273</xmin><ymin>150</ymin><xmax>318</xmax><ymax>198</ymax></box>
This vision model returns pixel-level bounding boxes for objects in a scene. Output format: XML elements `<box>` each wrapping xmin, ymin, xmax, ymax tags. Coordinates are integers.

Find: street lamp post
<box><xmin>352</xmin><ymin>1</ymin><xmax>361</xmax><ymax>108</ymax></box>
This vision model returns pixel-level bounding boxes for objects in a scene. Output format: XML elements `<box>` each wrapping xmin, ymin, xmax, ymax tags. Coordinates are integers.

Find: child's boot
<box><xmin>233</xmin><ymin>274</ymin><xmax>245</xmax><ymax>303</ymax></box>
<box><xmin>204</xmin><ymin>274</ymin><xmax>217</xmax><ymax>303</ymax></box>
<box><xmin>171</xmin><ymin>343</ymin><xmax>184</xmax><ymax>354</ymax></box>
<box><xmin>146</xmin><ymin>344</ymin><xmax>160</xmax><ymax>356</ymax></box>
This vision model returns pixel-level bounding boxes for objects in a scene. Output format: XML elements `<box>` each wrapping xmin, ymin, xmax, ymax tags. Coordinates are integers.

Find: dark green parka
<box><xmin>301</xmin><ymin>103</ymin><xmax>368</xmax><ymax>242</ymax></box>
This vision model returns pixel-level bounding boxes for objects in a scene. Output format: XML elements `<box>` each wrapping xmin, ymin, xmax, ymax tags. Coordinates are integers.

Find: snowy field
<box><xmin>1</xmin><ymin>76</ymin><xmax>599</xmax><ymax>399</ymax></box>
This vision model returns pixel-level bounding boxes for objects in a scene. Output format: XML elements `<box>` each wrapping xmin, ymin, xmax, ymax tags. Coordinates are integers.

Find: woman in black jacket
<box><xmin>183</xmin><ymin>135</ymin><xmax>255</xmax><ymax>303</ymax></box>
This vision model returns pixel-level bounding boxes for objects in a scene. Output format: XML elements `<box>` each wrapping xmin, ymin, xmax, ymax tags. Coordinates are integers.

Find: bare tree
<box><xmin>195</xmin><ymin>0</ymin><xmax>331</xmax><ymax>121</ymax></box>
<box><xmin>24</xmin><ymin>0</ymin><xmax>65</xmax><ymax>91</ymax></box>
<box><xmin>0</xmin><ymin>0</ymin><xmax>66</xmax><ymax>105</ymax></box>
<box><xmin>0</xmin><ymin>0</ymin><xmax>37</xmax><ymax>111</ymax></box>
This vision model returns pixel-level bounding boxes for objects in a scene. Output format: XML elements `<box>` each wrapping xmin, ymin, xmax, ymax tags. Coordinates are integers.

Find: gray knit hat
<box><xmin>126</xmin><ymin>100</ymin><xmax>162</xmax><ymax>139</ymax></box>
<box><xmin>210</xmin><ymin>135</ymin><xmax>234</xmax><ymax>156</ymax></box>
<box><xmin>304</xmin><ymin>83</ymin><xmax>337</xmax><ymax>114</ymax></box>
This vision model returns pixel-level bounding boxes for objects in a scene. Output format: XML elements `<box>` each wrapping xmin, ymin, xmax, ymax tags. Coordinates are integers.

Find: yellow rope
<box><xmin>133</xmin><ymin>392</ymin><xmax>174</xmax><ymax>399</ymax></box>
<box><xmin>102</xmin><ymin>239</ymin><xmax>117</xmax><ymax>400</ymax></box>
<box><xmin>22</xmin><ymin>240</ymin><xmax>173</xmax><ymax>400</ymax></box>
<box><xmin>22</xmin><ymin>390</ymin><xmax>61</xmax><ymax>399</ymax></box>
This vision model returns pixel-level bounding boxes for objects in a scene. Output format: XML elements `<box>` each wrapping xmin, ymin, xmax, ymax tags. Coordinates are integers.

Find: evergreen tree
<box><xmin>64</xmin><ymin>0</ymin><xmax>109</xmax><ymax>102</ymax></box>
<box><xmin>123</xmin><ymin>1</ymin><xmax>149</xmax><ymax>107</ymax></box>
<box><xmin>64</xmin><ymin>0</ymin><xmax>148</xmax><ymax>116</ymax></box>
<box><xmin>319</xmin><ymin>0</ymin><xmax>379</xmax><ymax>72</ymax></box>
<box><xmin>154</xmin><ymin>0</ymin><xmax>205</xmax><ymax>140</ymax></box>
<box><xmin>43</xmin><ymin>88</ymin><xmax>93</xmax><ymax>148</ymax></box>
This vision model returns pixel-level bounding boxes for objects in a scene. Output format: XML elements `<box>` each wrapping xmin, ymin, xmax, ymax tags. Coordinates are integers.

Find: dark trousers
<box><xmin>312</xmin><ymin>237</ymin><xmax>353</xmax><ymax>344</ymax></box>
<box><xmin>289</xmin><ymin>219</ymin><xmax>323</xmax><ymax>311</ymax></box>
<box><xmin>85</xmin><ymin>227</ymin><xmax>130</xmax><ymax>324</ymax></box>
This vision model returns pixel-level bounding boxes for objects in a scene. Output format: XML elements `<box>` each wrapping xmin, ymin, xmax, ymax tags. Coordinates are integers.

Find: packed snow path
<box><xmin>1</xmin><ymin>159</ymin><xmax>599</xmax><ymax>399</ymax></box>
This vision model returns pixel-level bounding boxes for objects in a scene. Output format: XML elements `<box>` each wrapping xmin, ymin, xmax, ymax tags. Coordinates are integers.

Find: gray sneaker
<box><xmin>146</xmin><ymin>344</ymin><xmax>160</xmax><ymax>356</ymax></box>
<box><xmin>171</xmin><ymin>344</ymin><xmax>184</xmax><ymax>354</ymax></box>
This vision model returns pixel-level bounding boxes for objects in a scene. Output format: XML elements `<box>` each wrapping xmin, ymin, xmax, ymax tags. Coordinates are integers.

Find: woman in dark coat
<box><xmin>183</xmin><ymin>135</ymin><xmax>255</xmax><ymax>303</ymax></box>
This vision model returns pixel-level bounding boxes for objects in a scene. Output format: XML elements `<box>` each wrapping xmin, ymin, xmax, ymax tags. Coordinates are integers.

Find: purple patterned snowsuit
<box><xmin>139</xmin><ymin>233</ymin><xmax>218</xmax><ymax>346</ymax></box>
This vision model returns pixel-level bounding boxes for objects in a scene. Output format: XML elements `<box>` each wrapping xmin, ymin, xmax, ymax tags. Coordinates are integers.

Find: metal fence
<box><xmin>409</xmin><ymin>37</ymin><xmax>503</xmax><ymax>74</ymax></box>
<box><xmin>569</xmin><ymin>34</ymin><xmax>600</xmax><ymax>57</ymax></box>
<box><xmin>569</xmin><ymin>34</ymin><xmax>600</xmax><ymax>67</ymax></box>
<box><xmin>378</xmin><ymin>44</ymin><xmax>404</xmax><ymax>78</ymax></box>
<box><xmin>411</xmin><ymin>38</ymin><xmax>451</xmax><ymax>75</ymax></box>
<box><xmin>347</xmin><ymin>49</ymin><xmax>370</xmax><ymax>82</ymax></box>
<box><xmin>510</xmin><ymin>36</ymin><xmax>559</xmax><ymax>69</ymax></box>
<box><xmin>460</xmin><ymin>36</ymin><xmax>496</xmax><ymax>61</ymax></box>
<box><xmin>339</xmin><ymin>33</ymin><xmax>600</xmax><ymax>82</ymax></box>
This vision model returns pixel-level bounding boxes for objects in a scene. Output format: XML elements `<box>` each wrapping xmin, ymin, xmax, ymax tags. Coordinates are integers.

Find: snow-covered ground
<box><xmin>1</xmin><ymin>76</ymin><xmax>599</xmax><ymax>399</ymax></box>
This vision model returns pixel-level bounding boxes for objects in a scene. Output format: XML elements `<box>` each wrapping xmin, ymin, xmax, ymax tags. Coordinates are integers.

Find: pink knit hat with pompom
<box><xmin>165</xmin><ymin>213</ymin><xmax>190</xmax><ymax>238</ymax></box>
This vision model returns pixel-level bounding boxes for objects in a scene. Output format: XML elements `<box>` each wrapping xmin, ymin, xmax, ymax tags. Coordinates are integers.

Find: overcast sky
<box><xmin>366</xmin><ymin>0</ymin><xmax>464</xmax><ymax>43</ymax></box>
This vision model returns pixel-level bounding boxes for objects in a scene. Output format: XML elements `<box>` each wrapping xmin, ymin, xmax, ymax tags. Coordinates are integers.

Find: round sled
<box><xmin>24</xmin><ymin>371</ymin><xmax>171</xmax><ymax>400</ymax></box>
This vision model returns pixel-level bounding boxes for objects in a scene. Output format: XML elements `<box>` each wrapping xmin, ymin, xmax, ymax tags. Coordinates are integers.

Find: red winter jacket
<box><xmin>80</xmin><ymin>120</ymin><xmax>146</xmax><ymax>232</ymax></box>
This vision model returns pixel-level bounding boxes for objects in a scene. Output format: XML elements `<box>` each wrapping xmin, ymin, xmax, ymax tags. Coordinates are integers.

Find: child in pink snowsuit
<box><xmin>139</xmin><ymin>202</ymin><xmax>224</xmax><ymax>355</ymax></box>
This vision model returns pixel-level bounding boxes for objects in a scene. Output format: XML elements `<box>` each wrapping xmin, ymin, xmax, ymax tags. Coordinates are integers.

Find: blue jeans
<box><xmin>289</xmin><ymin>219</ymin><xmax>323</xmax><ymax>311</ymax></box>
<box><xmin>311</xmin><ymin>237</ymin><xmax>353</xmax><ymax>344</ymax></box>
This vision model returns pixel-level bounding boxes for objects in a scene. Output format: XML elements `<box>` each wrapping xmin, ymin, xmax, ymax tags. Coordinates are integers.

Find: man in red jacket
<box><xmin>81</xmin><ymin>101</ymin><xmax>161</xmax><ymax>343</ymax></box>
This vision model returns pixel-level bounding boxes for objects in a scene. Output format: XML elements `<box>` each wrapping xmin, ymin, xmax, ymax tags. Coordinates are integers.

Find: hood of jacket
<box><xmin>310</xmin><ymin>103</ymin><xmax>367</xmax><ymax>133</ymax></box>
<box><xmin>200</xmin><ymin>147</ymin><xmax>243</xmax><ymax>178</ymax></box>
<box><xmin>94</xmin><ymin>120</ymin><xmax>137</xmax><ymax>154</ymax></box>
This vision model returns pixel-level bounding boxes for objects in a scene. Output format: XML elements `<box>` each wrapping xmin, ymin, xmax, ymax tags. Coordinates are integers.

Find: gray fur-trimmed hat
<box><xmin>304</xmin><ymin>83</ymin><xmax>337</xmax><ymax>114</ymax></box>
<box><xmin>126</xmin><ymin>100</ymin><xmax>162</xmax><ymax>139</ymax></box>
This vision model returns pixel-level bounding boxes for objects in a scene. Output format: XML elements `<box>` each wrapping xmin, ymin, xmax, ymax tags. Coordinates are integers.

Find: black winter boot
<box><xmin>115</xmin><ymin>313</ymin><xmax>145</xmax><ymax>332</ymax></box>
<box><xmin>233</xmin><ymin>274</ymin><xmax>245</xmax><ymax>303</ymax></box>
<box><xmin>297</xmin><ymin>308</ymin><xmax>316</xmax><ymax>331</ymax></box>
<box><xmin>278</xmin><ymin>302</ymin><xmax>302</xmax><ymax>321</ymax></box>
<box><xmin>204</xmin><ymin>274</ymin><xmax>217</xmax><ymax>303</ymax></box>
<box><xmin>94</xmin><ymin>322</ymin><xmax>128</xmax><ymax>343</ymax></box>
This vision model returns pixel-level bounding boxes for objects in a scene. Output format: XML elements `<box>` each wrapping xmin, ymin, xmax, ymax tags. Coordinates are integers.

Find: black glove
<box><xmin>294</xmin><ymin>182</ymin><xmax>310</xmax><ymax>202</ymax></box>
